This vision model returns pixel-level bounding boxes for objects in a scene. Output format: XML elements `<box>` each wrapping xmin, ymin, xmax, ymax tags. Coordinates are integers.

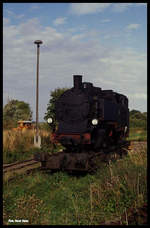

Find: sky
<box><xmin>3</xmin><ymin>3</ymin><xmax>147</xmax><ymax>121</ymax></box>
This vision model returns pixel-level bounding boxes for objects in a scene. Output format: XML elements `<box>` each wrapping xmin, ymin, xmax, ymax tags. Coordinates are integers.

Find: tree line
<box><xmin>129</xmin><ymin>109</ymin><xmax>147</xmax><ymax>129</ymax></box>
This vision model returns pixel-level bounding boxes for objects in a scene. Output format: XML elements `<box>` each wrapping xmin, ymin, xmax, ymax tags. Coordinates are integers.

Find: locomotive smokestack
<box><xmin>73</xmin><ymin>75</ymin><xmax>82</xmax><ymax>89</ymax></box>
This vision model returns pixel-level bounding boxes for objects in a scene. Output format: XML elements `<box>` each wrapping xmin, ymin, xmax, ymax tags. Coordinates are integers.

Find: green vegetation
<box><xmin>44</xmin><ymin>87</ymin><xmax>68</xmax><ymax>128</ymax></box>
<box><xmin>127</xmin><ymin>110</ymin><xmax>147</xmax><ymax>141</ymax></box>
<box><xmin>3</xmin><ymin>129</ymin><xmax>63</xmax><ymax>164</ymax></box>
<box><xmin>3</xmin><ymin>99</ymin><xmax>33</xmax><ymax>129</ymax></box>
<box><xmin>3</xmin><ymin>143</ymin><xmax>147</xmax><ymax>225</ymax></box>
<box><xmin>128</xmin><ymin>128</ymin><xmax>147</xmax><ymax>141</ymax></box>
<box><xmin>3</xmin><ymin>130</ymin><xmax>39</xmax><ymax>163</ymax></box>
<box><xmin>129</xmin><ymin>109</ymin><xmax>147</xmax><ymax>130</ymax></box>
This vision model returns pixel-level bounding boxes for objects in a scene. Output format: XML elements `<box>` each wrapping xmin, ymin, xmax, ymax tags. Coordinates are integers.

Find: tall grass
<box><xmin>3</xmin><ymin>130</ymin><xmax>34</xmax><ymax>152</ymax></box>
<box><xmin>3</xmin><ymin>129</ymin><xmax>52</xmax><ymax>163</ymax></box>
<box><xmin>127</xmin><ymin>128</ymin><xmax>147</xmax><ymax>141</ymax></box>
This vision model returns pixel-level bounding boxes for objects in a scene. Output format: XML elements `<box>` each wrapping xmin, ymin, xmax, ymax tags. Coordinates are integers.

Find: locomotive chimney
<box><xmin>73</xmin><ymin>75</ymin><xmax>82</xmax><ymax>89</ymax></box>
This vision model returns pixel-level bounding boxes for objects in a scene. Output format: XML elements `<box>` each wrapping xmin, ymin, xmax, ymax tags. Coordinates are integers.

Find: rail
<box><xmin>3</xmin><ymin>159</ymin><xmax>41</xmax><ymax>181</ymax></box>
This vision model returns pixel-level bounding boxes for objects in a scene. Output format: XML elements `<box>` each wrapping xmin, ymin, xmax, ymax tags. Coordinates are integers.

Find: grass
<box><xmin>3</xmin><ymin>127</ymin><xmax>147</xmax><ymax>224</ymax></box>
<box><xmin>127</xmin><ymin>128</ymin><xmax>147</xmax><ymax>141</ymax></box>
<box><xmin>3</xmin><ymin>130</ymin><xmax>34</xmax><ymax>163</ymax></box>
<box><xmin>3</xmin><ymin>142</ymin><xmax>147</xmax><ymax>225</ymax></box>
<box><xmin>3</xmin><ymin>129</ymin><xmax>59</xmax><ymax>164</ymax></box>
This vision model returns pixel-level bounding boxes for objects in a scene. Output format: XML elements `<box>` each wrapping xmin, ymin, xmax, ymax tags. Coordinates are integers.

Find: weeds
<box><xmin>4</xmin><ymin>194</ymin><xmax>47</xmax><ymax>225</ymax></box>
<box><xmin>127</xmin><ymin>128</ymin><xmax>147</xmax><ymax>141</ymax></box>
<box><xmin>3</xmin><ymin>129</ymin><xmax>54</xmax><ymax>163</ymax></box>
<box><xmin>3</xmin><ymin>129</ymin><xmax>64</xmax><ymax>163</ymax></box>
<box><xmin>3</xmin><ymin>129</ymin><xmax>147</xmax><ymax>225</ymax></box>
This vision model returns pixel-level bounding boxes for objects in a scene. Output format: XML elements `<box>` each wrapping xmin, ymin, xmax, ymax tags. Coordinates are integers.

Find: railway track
<box><xmin>3</xmin><ymin>159</ymin><xmax>41</xmax><ymax>181</ymax></box>
<box><xmin>3</xmin><ymin>140</ymin><xmax>146</xmax><ymax>179</ymax></box>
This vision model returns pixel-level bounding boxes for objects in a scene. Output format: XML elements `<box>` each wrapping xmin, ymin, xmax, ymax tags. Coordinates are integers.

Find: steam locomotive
<box><xmin>47</xmin><ymin>75</ymin><xmax>129</xmax><ymax>151</ymax></box>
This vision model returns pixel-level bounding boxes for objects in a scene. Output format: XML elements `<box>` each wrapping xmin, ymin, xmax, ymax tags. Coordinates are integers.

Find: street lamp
<box><xmin>34</xmin><ymin>40</ymin><xmax>43</xmax><ymax>146</ymax></box>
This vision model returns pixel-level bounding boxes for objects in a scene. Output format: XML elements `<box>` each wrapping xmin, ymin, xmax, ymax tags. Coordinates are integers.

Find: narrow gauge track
<box><xmin>3</xmin><ymin>140</ymin><xmax>146</xmax><ymax>178</ymax></box>
<box><xmin>3</xmin><ymin>159</ymin><xmax>41</xmax><ymax>181</ymax></box>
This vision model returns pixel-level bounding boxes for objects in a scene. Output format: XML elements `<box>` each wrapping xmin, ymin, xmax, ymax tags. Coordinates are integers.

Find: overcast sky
<box><xmin>3</xmin><ymin>3</ymin><xmax>147</xmax><ymax>121</ymax></box>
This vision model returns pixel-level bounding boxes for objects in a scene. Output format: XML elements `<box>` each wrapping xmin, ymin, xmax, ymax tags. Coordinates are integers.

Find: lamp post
<box><xmin>34</xmin><ymin>40</ymin><xmax>43</xmax><ymax>146</ymax></box>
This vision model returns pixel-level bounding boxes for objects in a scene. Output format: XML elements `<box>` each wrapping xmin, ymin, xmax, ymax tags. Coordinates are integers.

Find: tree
<box><xmin>3</xmin><ymin>99</ymin><xmax>33</xmax><ymax>129</ymax></box>
<box><xmin>44</xmin><ymin>87</ymin><xmax>68</xmax><ymax>128</ymax></box>
<box><xmin>130</xmin><ymin>109</ymin><xmax>147</xmax><ymax>121</ymax></box>
<box><xmin>129</xmin><ymin>109</ymin><xmax>147</xmax><ymax>129</ymax></box>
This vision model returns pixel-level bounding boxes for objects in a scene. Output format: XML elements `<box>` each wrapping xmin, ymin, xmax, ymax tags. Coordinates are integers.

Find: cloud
<box><xmin>6</xmin><ymin>9</ymin><xmax>15</xmax><ymax>16</ymax></box>
<box><xmin>71</xmin><ymin>33</ymin><xmax>86</xmax><ymax>41</ymax></box>
<box><xmin>16</xmin><ymin>14</ymin><xmax>25</xmax><ymax>19</ymax></box>
<box><xmin>126</xmin><ymin>23</ymin><xmax>140</xmax><ymax>31</ymax></box>
<box><xmin>3</xmin><ymin>17</ymin><xmax>147</xmax><ymax>120</ymax></box>
<box><xmin>5</xmin><ymin>9</ymin><xmax>24</xmax><ymax>20</ymax></box>
<box><xmin>132</xmin><ymin>93</ymin><xmax>147</xmax><ymax>100</ymax></box>
<box><xmin>69</xmin><ymin>3</ymin><xmax>146</xmax><ymax>15</ymax></box>
<box><xmin>30</xmin><ymin>4</ymin><xmax>41</xmax><ymax>10</ymax></box>
<box><xmin>3</xmin><ymin>18</ymin><xmax>10</xmax><ymax>25</ymax></box>
<box><xmin>112</xmin><ymin>3</ymin><xmax>134</xmax><ymax>12</ymax></box>
<box><xmin>135</xmin><ymin>3</ymin><xmax>147</xmax><ymax>7</ymax></box>
<box><xmin>112</xmin><ymin>3</ymin><xmax>146</xmax><ymax>12</ymax></box>
<box><xmin>69</xmin><ymin>3</ymin><xmax>112</xmax><ymax>15</ymax></box>
<box><xmin>53</xmin><ymin>17</ymin><xmax>67</xmax><ymax>26</ymax></box>
<box><xmin>101</xmin><ymin>19</ymin><xmax>111</xmax><ymax>23</ymax></box>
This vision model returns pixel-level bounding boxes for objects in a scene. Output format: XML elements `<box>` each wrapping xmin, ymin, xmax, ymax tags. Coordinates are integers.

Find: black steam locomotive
<box><xmin>35</xmin><ymin>75</ymin><xmax>129</xmax><ymax>171</ymax></box>
<box><xmin>48</xmin><ymin>75</ymin><xmax>129</xmax><ymax>151</ymax></box>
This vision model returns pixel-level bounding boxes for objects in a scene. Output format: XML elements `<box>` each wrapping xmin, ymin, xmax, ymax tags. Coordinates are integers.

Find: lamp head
<box><xmin>34</xmin><ymin>40</ymin><xmax>43</xmax><ymax>46</ymax></box>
